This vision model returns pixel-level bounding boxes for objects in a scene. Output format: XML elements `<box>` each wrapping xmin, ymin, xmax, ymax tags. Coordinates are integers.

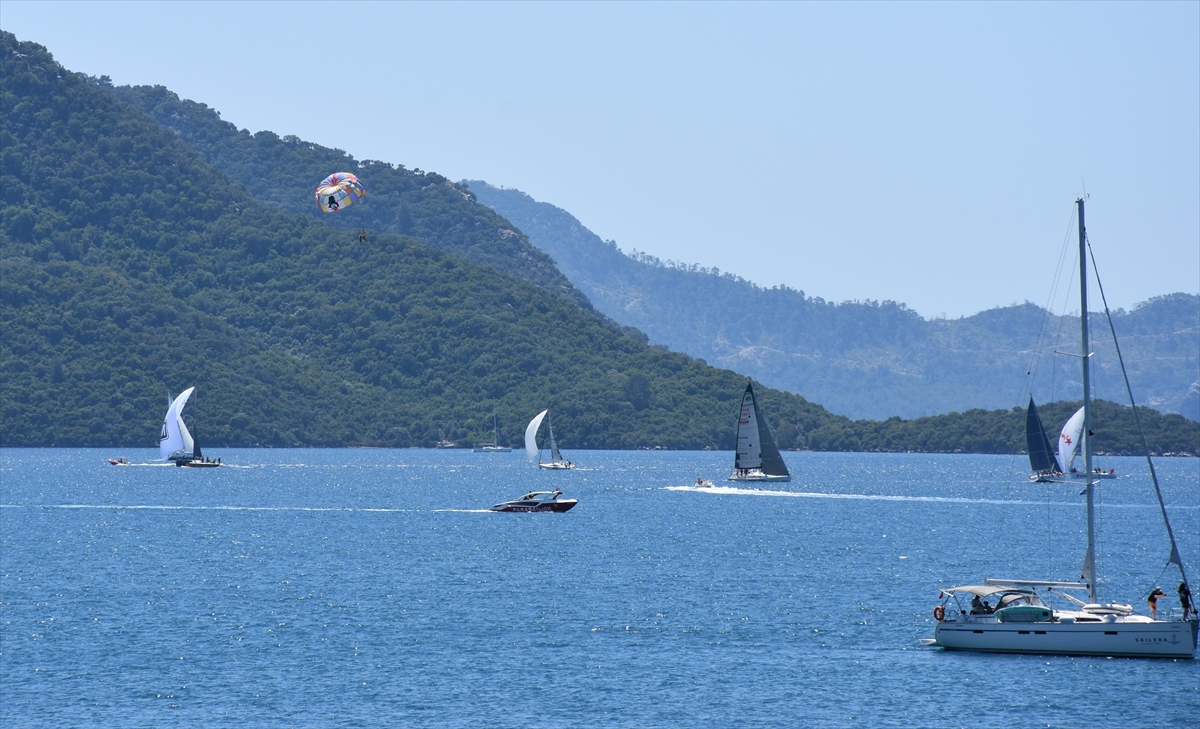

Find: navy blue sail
<box><xmin>1025</xmin><ymin>398</ymin><xmax>1059</xmax><ymax>474</ymax></box>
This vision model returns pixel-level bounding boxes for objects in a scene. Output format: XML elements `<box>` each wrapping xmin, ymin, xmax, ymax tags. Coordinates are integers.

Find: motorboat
<box><xmin>926</xmin><ymin>198</ymin><xmax>1196</xmax><ymax>658</ymax></box>
<box><xmin>490</xmin><ymin>489</ymin><xmax>577</xmax><ymax>513</ymax></box>
<box><xmin>729</xmin><ymin>381</ymin><xmax>790</xmax><ymax>482</ymax></box>
<box><xmin>107</xmin><ymin>456</ymin><xmax>131</xmax><ymax>466</ymax></box>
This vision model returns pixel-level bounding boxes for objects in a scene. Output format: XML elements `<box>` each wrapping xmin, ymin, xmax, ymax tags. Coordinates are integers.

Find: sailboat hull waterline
<box><xmin>926</xmin><ymin>199</ymin><xmax>1196</xmax><ymax>659</ymax></box>
<box><xmin>933</xmin><ymin>617</ymin><xmax>1197</xmax><ymax>659</ymax></box>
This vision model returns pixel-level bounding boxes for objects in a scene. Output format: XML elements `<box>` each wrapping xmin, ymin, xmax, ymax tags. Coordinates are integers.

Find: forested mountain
<box><xmin>0</xmin><ymin>32</ymin><xmax>838</xmax><ymax>449</ymax></box>
<box><xmin>465</xmin><ymin>182</ymin><xmax>1200</xmax><ymax>422</ymax></box>
<box><xmin>2</xmin><ymin>32</ymin><xmax>1196</xmax><ymax>456</ymax></box>
<box><xmin>110</xmin><ymin>85</ymin><xmax>591</xmax><ymax>312</ymax></box>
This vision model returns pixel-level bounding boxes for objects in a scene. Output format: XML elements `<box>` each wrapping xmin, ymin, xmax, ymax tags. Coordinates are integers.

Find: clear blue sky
<box><xmin>4</xmin><ymin>1</ymin><xmax>1197</xmax><ymax>318</ymax></box>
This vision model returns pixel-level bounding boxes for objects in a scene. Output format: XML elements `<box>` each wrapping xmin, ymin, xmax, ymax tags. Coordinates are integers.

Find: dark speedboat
<box><xmin>490</xmin><ymin>489</ymin><xmax>577</xmax><ymax>513</ymax></box>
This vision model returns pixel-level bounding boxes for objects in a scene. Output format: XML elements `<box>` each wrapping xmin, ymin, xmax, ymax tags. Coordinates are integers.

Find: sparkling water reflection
<box><xmin>2</xmin><ymin>449</ymin><xmax>1197</xmax><ymax>727</ymax></box>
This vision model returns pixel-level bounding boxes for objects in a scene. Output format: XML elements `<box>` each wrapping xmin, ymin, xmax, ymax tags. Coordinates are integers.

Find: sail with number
<box><xmin>160</xmin><ymin>387</ymin><xmax>195</xmax><ymax>460</ymax></box>
<box><xmin>1025</xmin><ymin>398</ymin><xmax>1059</xmax><ymax>474</ymax></box>
<box><xmin>1057</xmin><ymin>406</ymin><xmax>1085</xmax><ymax>473</ymax></box>
<box><xmin>731</xmin><ymin>381</ymin><xmax>790</xmax><ymax>481</ymax></box>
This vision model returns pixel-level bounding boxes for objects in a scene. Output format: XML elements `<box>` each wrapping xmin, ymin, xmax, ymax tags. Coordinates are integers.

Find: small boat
<box><xmin>927</xmin><ymin>198</ymin><xmax>1196</xmax><ymax>658</ymax></box>
<box><xmin>107</xmin><ymin>456</ymin><xmax>131</xmax><ymax>466</ymax></box>
<box><xmin>473</xmin><ymin>401</ymin><xmax>512</xmax><ymax>452</ymax></box>
<box><xmin>729</xmin><ymin>381</ymin><xmax>790</xmax><ymax>482</ymax></box>
<box><xmin>435</xmin><ymin>440</ymin><xmax>460</xmax><ymax>449</ymax></box>
<box><xmin>160</xmin><ymin>387</ymin><xmax>220</xmax><ymax>468</ymax></box>
<box><xmin>526</xmin><ymin>409</ymin><xmax>576</xmax><ymax>469</ymax></box>
<box><xmin>490</xmin><ymin>489</ymin><xmax>577</xmax><ymax>513</ymax></box>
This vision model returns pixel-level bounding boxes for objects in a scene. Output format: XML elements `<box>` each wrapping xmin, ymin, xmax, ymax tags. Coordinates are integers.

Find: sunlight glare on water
<box><xmin>1</xmin><ymin>449</ymin><xmax>1197</xmax><ymax>727</ymax></box>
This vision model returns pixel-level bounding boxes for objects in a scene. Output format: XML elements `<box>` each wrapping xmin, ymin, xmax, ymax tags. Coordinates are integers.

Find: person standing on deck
<box><xmin>1148</xmin><ymin>587</ymin><xmax>1166</xmax><ymax>619</ymax></box>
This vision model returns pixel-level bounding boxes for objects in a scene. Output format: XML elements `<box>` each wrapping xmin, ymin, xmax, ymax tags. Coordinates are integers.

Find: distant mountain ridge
<box><xmin>464</xmin><ymin>181</ymin><xmax>1200</xmax><ymax>422</ymax></box>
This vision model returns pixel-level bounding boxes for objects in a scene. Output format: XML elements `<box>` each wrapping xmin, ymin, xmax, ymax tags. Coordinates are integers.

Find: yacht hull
<box><xmin>729</xmin><ymin>473</ymin><xmax>790</xmax><ymax>482</ymax></box>
<box><xmin>933</xmin><ymin>619</ymin><xmax>1197</xmax><ymax>658</ymax></box>
<box><xmin>538</xmin><ymin>462</ymin><xmax>575</xmax><ymax>470</ymax></box>
<box><xmin>491</xmin><ymin>499</ymin><xmax>577</xmax><ymax>513</ymax></box>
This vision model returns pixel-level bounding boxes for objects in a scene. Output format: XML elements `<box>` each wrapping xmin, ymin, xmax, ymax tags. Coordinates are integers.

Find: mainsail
<box><xmin>525</xmin><ymin>409</ymin><xmax>548</xmax><ymax>463</ymax></box>
<box><xmin>733</xmin><ymin>382</ymin><xmax>789</xmax><ymax>477</ymax></box>
<box><xmin>1057</xmin><ymin>406</ymin><xmax>1085</xmax><ymax>473</ymax></box>
<box><xmin>547</xmin><ymin>413</ymin><xmax>563</xmax><ymax>463</ymax></box>
<box><xmin>160</xmin><ymin>387</ymin><xmax>196</xmax><ymax>460</ymax></box>
<box><xmin>1025</xmin><ymin>398</ymin><xmax>1059</xmax><ymax>474</ymax></box>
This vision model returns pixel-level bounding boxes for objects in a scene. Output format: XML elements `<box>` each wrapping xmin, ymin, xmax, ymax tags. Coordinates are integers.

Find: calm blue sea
<box><xmin>2</xmin><ymin>448</ymin><xmax>1198</xmax><ymax>728</ymax></box>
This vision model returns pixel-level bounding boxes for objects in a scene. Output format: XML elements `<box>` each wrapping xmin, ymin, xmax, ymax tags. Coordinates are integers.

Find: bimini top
<box><xmin>943</xmin><ymin>585</ymin><xmax>1036</xmax><ymax>598</ymax></box>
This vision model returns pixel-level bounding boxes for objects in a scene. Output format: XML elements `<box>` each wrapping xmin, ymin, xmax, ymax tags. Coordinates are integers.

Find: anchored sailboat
<box><xmin>525</xmin><ymin>409</ymin><xmax>575</xmax><ymax>470</ymax></box>
<box><xmin>927</xmin><ymin>198</ymin><xmax>1196</xmax><ymax>658</ymax></box>
<box><xmin>474</xmin><ymin>401</ymin><xmax>512</xmax><ymax>452</ymax></box>
<box><xmin>729</xmin><ymin>381</ymin><xmax>790</xmax><ymax>482</ymax></box>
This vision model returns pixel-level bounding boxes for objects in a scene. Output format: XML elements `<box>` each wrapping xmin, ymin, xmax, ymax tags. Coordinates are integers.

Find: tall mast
<box><xmin>1078</xmin><ymin>198</ymin><xmax>1097</xmax><ymax>604</ymax></box>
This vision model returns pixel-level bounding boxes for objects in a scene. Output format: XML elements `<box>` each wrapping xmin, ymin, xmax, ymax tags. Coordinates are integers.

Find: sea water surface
<box><xmin>2</xmin><ymin>449</ymin><xmax>1198</xmax><ymax>727</ymax></box>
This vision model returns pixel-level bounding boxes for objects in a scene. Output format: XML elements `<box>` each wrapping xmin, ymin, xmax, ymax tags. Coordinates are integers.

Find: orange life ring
<box><xmin>933</xmin><ymin>605</ymin><xmax>945</xmax><ymax>621</ymax></box>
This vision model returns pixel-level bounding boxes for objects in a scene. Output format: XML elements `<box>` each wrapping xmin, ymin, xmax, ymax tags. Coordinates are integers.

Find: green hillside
<box><xmin>109</xmin><ymin>84</ymin><xmax>592</xmax><ymax>312</ymax></box>
<box><xmin>1</xmin><ymin>32</ymin><xmax>1195</xmax><ymax>456</ymax></box>
<box><xmin>0</xmin><ymin>32</ymin><xmax>834</xmax><ymax>449</ymax></box>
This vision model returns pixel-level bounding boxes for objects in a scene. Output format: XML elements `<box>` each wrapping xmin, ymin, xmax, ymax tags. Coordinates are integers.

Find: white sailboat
<box><xmin>160</xmin><ymin>387</ymin><xmax>196</xmax><ymax>462</ymax></box>
<box><xmin>729</xmin><ymin>381</ymin><xmax>790</xmax><ymax>482</ymax></box>
<box><xmin>1027</xmin><ymin>401</ymin><xmax>1115</xmax><ymax>483</ymax></box>
<box><xmin>525</xmin><ymin>409</ymin><xmax>575</xmax><ymax>470</ymax></box>
<box><xmin>159</xmin><ymin>387</ymin><xmax>221</xmax><ymax>467</ymax></box>
<box><xmin>928</xmin><ymin>198</ymin><xmax>1196</xmax><ymax>658</ymax></box>
<box><xmin>473</xmin><ymin>401</ymin><xmax>512</xmax><ymax>452</ymax></box>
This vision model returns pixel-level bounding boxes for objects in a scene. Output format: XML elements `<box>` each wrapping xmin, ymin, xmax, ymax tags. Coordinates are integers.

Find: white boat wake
<box><xmin>0</xmin><ymin>504</ymin><xmax>414</xmax><ymax>512</ymax></box>
<box><xmin>664</xmin><ymin>484</ymin><xmax>1174</xmax><ymax>508</ymax></box>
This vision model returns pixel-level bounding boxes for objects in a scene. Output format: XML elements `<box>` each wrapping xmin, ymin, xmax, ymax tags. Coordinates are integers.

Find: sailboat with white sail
<box><xmin>473</xmin><ymin>401</ymin><xmax>512</xmax><ymax>452</ymax></box>
<box><xmin>927</xmin><ymin>198</ymin><xmax>1196</xmax><ymax>658</ymax></box>
<box><xmin>1029</xmin><ymin>402</ymin><xmax>1116</xmax><ymax>483</ymax></box>
<box><xmin>729</xmin><ymin>381</ymin><xmax>790</xmax><ymax>482</ymax></box>
<box><xmin>525</xmin><ymin>409</ymin><xmax>575</xmax><ymax>469</ymax></box>
<box><xmin>160</xmin><ymin>387</ymin><xmax>221</xmax><ymax>468</ymax></box>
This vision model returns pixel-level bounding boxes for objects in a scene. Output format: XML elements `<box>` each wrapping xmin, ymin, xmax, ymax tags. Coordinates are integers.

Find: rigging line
<box><xmin>1087</xmin><ymin>238</ymin><xmax>1192</xmax><ymax>599</ymax></box>
<box><xmin>1025</xmin><ymin>205</ymin><xmax>1081</xmax><ymax>407</ymax></box>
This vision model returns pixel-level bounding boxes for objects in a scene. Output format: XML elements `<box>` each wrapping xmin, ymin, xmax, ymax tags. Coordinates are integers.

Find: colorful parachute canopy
<box><xmin>315</xmin><ymin>172</ymin><xmax>366</xmax><ymax>213</ymax></box>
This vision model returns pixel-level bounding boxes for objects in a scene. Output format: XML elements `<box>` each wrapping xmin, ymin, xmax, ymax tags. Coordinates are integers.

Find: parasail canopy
<box><xmin>315</xmin><ymin>172</ymin><xmax>366</xmax><ymax>213</ymax></box>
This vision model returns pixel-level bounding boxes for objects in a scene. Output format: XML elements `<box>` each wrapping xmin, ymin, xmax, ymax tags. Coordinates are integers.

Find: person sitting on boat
<box><xmin>971</xmin><ymin>595</ymin><xmax>985</xmax><ymax>614</ymax></box>
<box><xmin>1148</xmin><ymin>587</ymin><xmax>1166</xmax><ymax>619</ymax></box>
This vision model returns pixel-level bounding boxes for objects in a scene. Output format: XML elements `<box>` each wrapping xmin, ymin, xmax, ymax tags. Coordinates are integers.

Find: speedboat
<box><xmin>107</xmin><ymin>456</ymin><xmax>131</xmax><ymax>466</ymax></box>
<box><xmin>490</xmin><ymin>490</ymin><xmax>577</xmax><ymax>513</ymax></box>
